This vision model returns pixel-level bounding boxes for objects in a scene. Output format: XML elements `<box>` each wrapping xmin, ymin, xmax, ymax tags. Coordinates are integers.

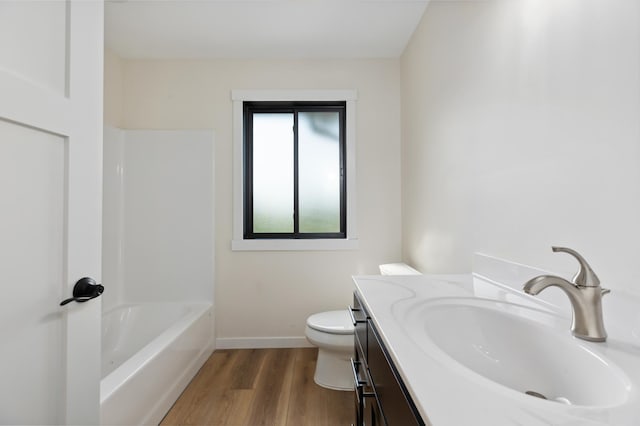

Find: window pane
<box><xmin>252</xmin><ymin>113</ymin><xmax>294</xmax><ymax>233</ymax></box>
<box><xmin>298</xmin><ymin>111</ymin><xmax>341</xmax><ymax>233</ymax></box>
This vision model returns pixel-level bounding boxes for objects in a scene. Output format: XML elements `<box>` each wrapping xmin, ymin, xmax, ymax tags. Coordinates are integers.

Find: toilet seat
<box><xmin>306</xmin><ymin>310</ymin><xmax>354</xmax><ymax>335</ymax></box>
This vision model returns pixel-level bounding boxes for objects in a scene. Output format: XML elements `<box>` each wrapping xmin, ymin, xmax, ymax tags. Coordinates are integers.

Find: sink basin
<box><xmin>397</xmin><ymin>297</ymin><xmax>631</xmax><ymax>407</ymax></box>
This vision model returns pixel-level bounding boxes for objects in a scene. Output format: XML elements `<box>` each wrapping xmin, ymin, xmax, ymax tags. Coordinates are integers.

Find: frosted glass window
<box><xmin>298</xmin><ymin>112</ymin><xmax>341</xmax><ymax>233</ymax></box>
<box><xmin>243</xmin><ymin>101</ymin><xmax>345</xmax><ymax>239</ymax></box>
<box><xmin>252</xmin><ymin>113</ymin><xmax>294</xmax><ymax>233</ymax></box>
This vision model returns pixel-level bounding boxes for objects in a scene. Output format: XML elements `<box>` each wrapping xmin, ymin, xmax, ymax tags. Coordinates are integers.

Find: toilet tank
<box><xmin>378</xmin><ymin>263</ymin><xmax>421</xmax><ymax>275</ymax></box>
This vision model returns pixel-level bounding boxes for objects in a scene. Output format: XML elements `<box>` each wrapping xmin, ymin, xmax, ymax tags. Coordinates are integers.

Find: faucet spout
<box><xmin>524</xmin><ymin>275</ymin><xmax>578</xmax><ymax>297</ymax></box>
<box><xmin>522</xmin><ymin>248</ymin><xmax>609</xmax><ymax>342</ymax></box>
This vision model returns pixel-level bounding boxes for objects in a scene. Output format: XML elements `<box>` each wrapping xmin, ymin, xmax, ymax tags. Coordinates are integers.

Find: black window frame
<box><xmin>243</xmin><ymin>101</ymin><xmax>347</xmax><ymax>240</ymax></box>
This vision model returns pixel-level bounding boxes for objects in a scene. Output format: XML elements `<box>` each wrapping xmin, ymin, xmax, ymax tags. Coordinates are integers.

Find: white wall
<box><xmin>104</xmin><ymin>57</ymin><xmax>403</xmax><ymax>343</ymax></box>
<box><xmin>401</xmin><ymin>1</ymin><xmax>640</xmax><ymax>292</ymax></box>
<box><xmin>102</xmin><ymin>127</ymin><xmax>215</xmax><ymax>306</ymax></box>
<box><xmin>104</xmin><ymin>48</ymin><xmax>123</xmax><ymax>128</ymax></box>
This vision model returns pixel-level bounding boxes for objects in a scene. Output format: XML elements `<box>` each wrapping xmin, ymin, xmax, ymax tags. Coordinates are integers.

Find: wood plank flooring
<box><xmin>161</xmin><ymin>348</ymin><xmax>353</xmax><ymax>426</ymax></box>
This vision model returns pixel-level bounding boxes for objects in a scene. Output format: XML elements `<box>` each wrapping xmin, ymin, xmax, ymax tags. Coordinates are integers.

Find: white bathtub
<box><xmin>100</xmin><ymin>302</ymin><xmax>214</xmax><ymax>425</ymax></box>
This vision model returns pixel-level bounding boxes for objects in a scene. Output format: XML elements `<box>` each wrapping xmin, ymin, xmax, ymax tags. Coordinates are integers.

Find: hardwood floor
<box><xmin>161</xmin><ymin>348</ymin><xmax>354</xmax><ymax>426</ymax></box>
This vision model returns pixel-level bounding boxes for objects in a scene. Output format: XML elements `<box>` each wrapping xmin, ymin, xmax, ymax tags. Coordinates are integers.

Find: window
<box><xmin>232</xmin><ymin>90</ymin><xmax>358</xmax><ymax>251</ymax></box>
<box><xmin>244</xmin><ymin>101</ymin><xmax>346</xmax><ymax>239</ymax></box>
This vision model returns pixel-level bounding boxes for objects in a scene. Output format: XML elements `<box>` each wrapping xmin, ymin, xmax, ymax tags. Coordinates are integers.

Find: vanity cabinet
<box><xmin>350</xmin><ymin>292</ymin><xmax>425</xmax><ymax>426</ymax></box>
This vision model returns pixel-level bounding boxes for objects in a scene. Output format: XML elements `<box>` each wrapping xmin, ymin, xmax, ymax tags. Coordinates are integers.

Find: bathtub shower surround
<box><xmin>101</xmin><ymin>127</ymin><xmax>215</xmax><ymax>424</ymax></box>
<box><xmin>103</xmin><ymin>127</ymin><xmax>215</xmax><ymax>306</ymax></box>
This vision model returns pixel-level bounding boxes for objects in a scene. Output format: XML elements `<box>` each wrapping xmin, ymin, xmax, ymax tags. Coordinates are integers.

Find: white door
<box><xmin>0</xmin><ymin>1</ymin><xmax>103</xmax><ymax>424</ymax></box>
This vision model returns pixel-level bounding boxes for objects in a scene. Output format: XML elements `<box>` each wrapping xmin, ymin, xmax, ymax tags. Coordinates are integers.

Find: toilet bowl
<box><xmin>305</xmin><ymin>310</ymin><xmax>354</xmax><ymax>391</ymax></box>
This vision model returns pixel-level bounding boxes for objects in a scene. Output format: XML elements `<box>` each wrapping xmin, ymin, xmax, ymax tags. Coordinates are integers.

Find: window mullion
<box><xmin>293</xmin><ymin>110</ymin><xmax>299</xmax><ymax>237</ymax></box>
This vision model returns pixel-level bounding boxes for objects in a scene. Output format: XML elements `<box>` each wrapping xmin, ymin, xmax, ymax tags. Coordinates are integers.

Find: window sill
<box><xmin>231</xmin><ymin>238</ymin><xmax>359</xmax><ymax>251</ymax></box>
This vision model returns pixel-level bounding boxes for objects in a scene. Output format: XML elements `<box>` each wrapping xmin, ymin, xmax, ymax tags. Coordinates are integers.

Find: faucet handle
<box><xmin>552</xmin><ymin>246</ymin><xmax>601</xmax><ymax>287</ymax></box>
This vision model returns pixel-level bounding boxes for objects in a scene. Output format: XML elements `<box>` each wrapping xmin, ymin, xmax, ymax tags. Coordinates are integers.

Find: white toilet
<box><xmin>305</xmin><ymin>310</ymin><xmax>355</xmax><ymax>391</ymax></box>
<box><xmin>305</xmin><ymin>262</ymin><xmax>422</xmax><ymax>391</ymax></box>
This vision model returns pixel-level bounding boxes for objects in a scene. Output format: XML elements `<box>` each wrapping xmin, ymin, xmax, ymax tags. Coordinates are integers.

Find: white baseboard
<box><xmin>215</xmin><ymin>336</ymin><xmax>314</xmax><ymax>349</ymax></box>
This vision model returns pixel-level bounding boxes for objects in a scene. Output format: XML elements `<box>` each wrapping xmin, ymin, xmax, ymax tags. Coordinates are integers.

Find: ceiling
<box><xmin>105</xmin><ymin>0</ymin><xmax>431</xmax><ymax>59</ymax></box>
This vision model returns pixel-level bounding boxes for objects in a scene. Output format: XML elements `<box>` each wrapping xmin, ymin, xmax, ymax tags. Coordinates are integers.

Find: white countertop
<box><xmin>353</xmin><ymin>268</ymin><xmax>640</xmax><ymax>426</ymax></box>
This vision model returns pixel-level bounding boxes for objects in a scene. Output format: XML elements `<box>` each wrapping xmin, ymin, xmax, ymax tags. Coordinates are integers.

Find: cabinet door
<box><xmin>352</xmin><ymin>359</ymin><xmax>363</xmax><ymax>426</ymax></box>
<box><xmin>367</xmin><ymin>321</ymin><xmax>423</xmax><ymax>425</ymax></box>
<box><xmin>351</xmin><ymin>293</ymin><xmax>368</xmax><ymax>361</ymax></box>
<box><xmin>363</xmin><ymin>395</ymin><xmax>385</xmax><ymax>426</ymax></box>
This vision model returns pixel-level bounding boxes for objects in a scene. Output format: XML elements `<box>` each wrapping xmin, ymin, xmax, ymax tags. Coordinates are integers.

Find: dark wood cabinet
<box><xmin>350</xmin><ymin>292</ymin><xmax>425</xmax><ymax>426</ymax></box>
<box><xmin>362</xmin><ymin>386</ymin><xmax>383</xmax><ymax>426</ymax></box>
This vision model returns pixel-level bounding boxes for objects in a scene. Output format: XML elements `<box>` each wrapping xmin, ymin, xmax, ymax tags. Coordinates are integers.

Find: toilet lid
<box><xmin>307</xmin><ymin>310</ymin><xmax>354</xmax><ymax>335</ymax></box>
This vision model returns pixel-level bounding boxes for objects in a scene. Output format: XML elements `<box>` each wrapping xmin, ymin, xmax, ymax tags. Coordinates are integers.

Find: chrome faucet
<box><xmin>523</xmin><ymin>247</ymin><xmax>610</xmax><ymax>342</ymax></box>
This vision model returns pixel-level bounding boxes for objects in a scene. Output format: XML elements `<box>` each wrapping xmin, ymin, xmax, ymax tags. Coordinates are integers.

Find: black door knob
<box><xmin>60</xmin><ymin>277</ymin><xmax>104</xmax><ymax>306</ymax></box>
